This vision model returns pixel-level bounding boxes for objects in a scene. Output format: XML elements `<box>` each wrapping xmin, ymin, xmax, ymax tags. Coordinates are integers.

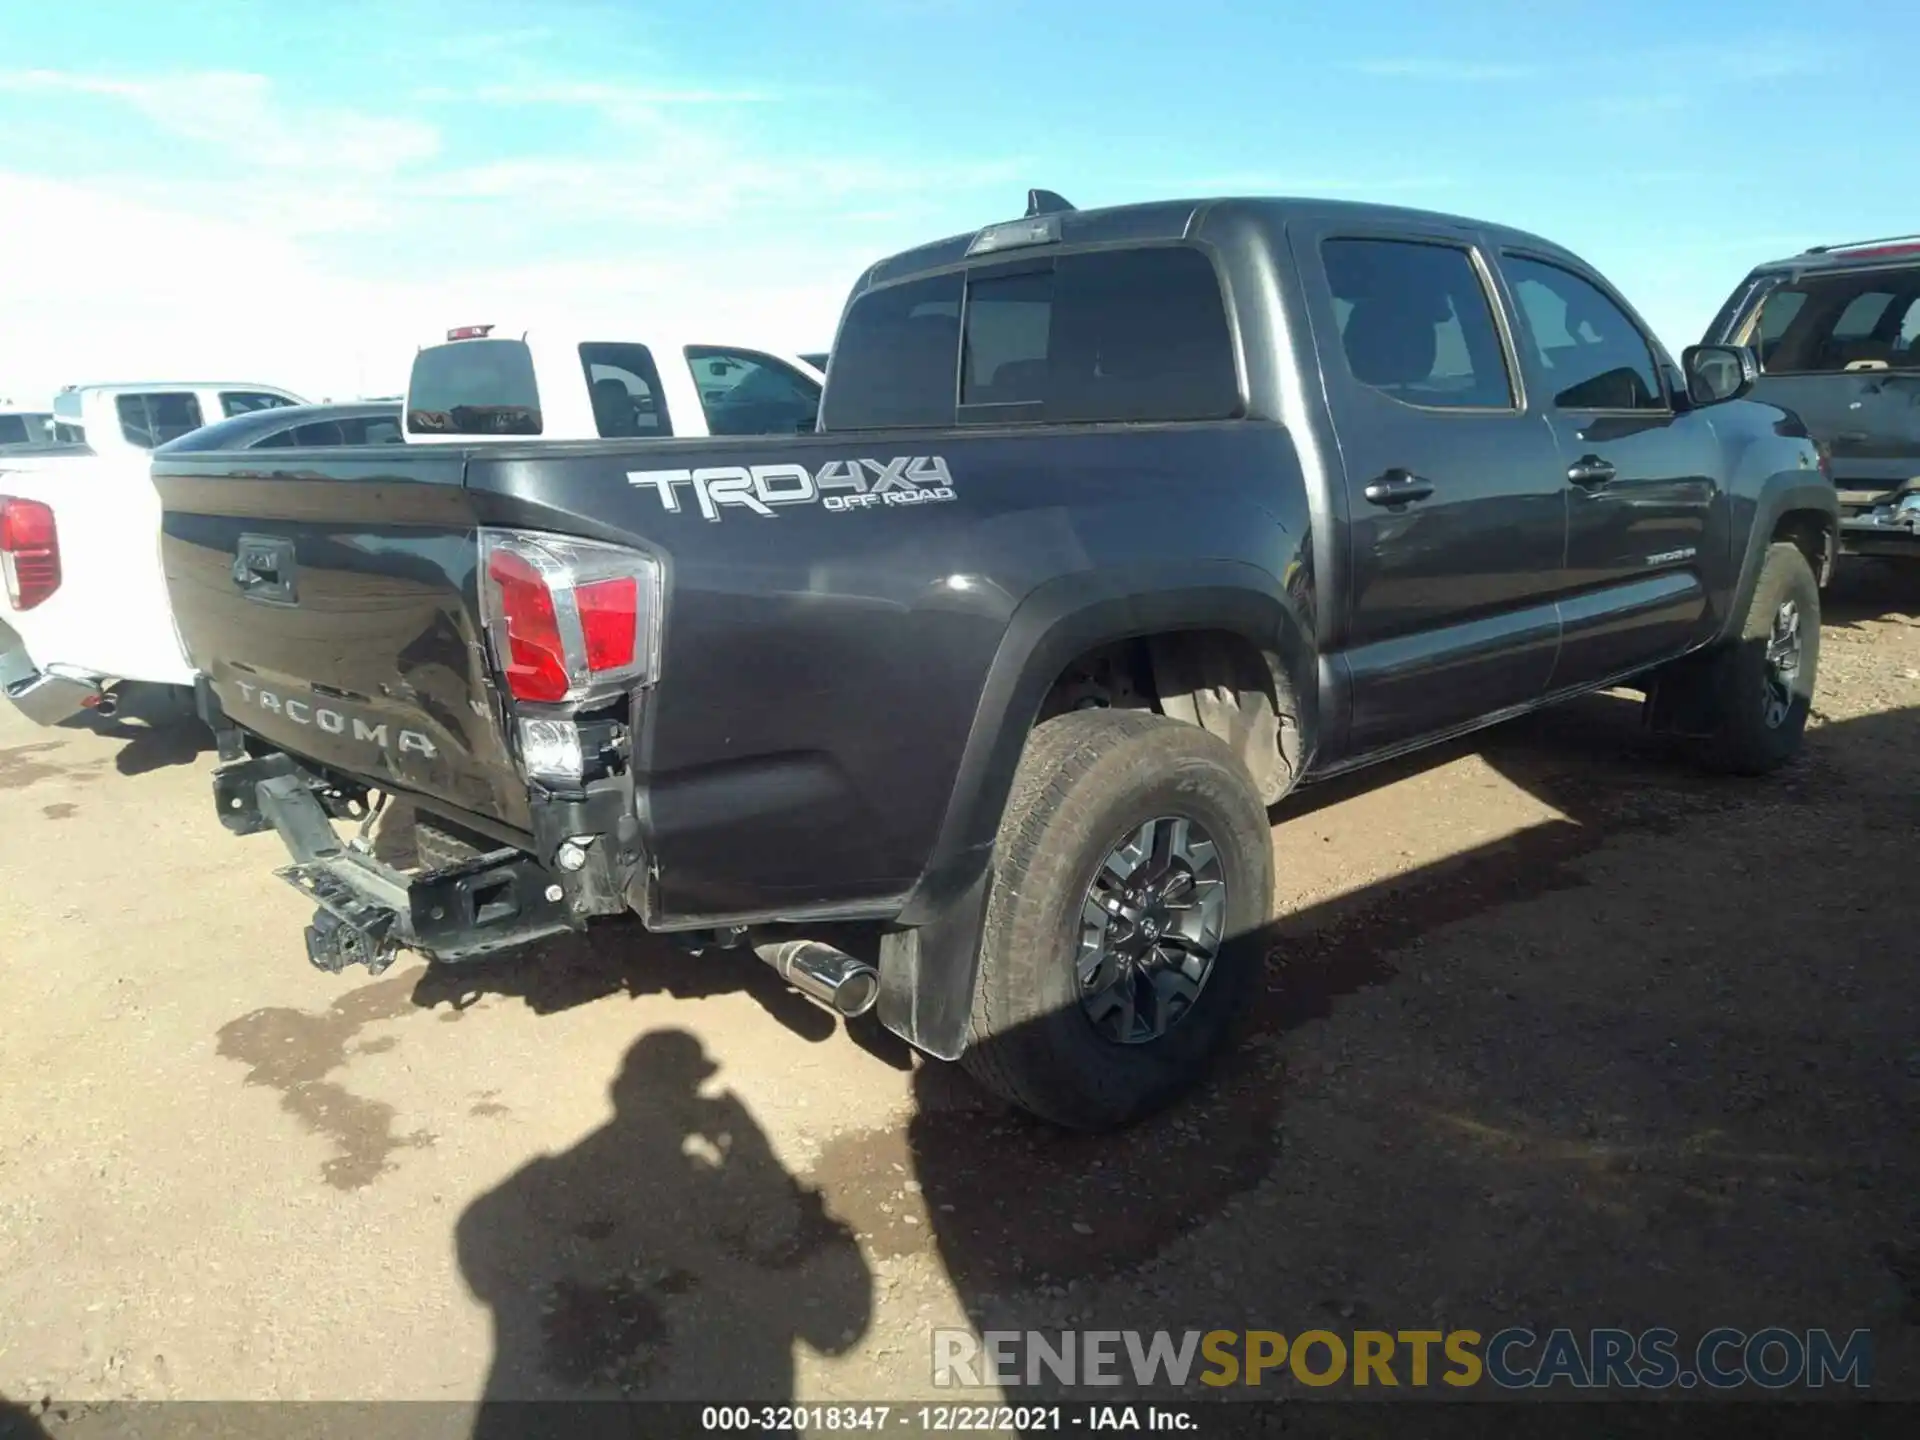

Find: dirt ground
<box><xmin>2</xmin><ymin>561</ymin><xmax>1917</xmax><ymax>1421</ymax></box>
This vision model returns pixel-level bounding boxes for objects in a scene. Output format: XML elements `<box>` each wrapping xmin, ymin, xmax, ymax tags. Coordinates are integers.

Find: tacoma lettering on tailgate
<box><xmin>232</xmin><ymin>680</ymin><xmax>438</xmax><ymax>758</ymax></box>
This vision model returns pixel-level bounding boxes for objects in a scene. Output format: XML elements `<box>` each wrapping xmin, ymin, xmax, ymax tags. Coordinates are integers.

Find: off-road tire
<box><xmin>1692</xmin><ymin>541</ymin><xmax>1822</xmax><ymax>775</ymax></box>
<box><xmin>958</xmin><ymin>708</ymin><xmax>1274</xmax><ymax>1131</ymax></box>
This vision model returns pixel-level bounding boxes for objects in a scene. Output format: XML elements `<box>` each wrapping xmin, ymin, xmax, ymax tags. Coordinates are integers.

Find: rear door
<box><xmin>154</xmin><ymin>450</ymin><xmax>529</xmax><ymax>829</ymax></box>
<box><xmin>114</xmin><ymin>391</ymin><xmax>207</xmax><ymax>448</ymax></box>
<box><xmin>1293</xmin><ymin>223</ymin><xmax>1567</xmax><ymax>755</ymax></box>
<box><xmin>1498</xmin><ymin>252</ymin><xmax>1720</xmax><ymax>687</ymax></box>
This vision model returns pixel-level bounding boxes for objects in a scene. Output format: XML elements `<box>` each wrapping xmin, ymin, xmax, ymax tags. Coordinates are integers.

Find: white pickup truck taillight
<box><xmin>0</xmin><ymin>496</ymin><xmax>60</xmax><ymax>611</ymax></box>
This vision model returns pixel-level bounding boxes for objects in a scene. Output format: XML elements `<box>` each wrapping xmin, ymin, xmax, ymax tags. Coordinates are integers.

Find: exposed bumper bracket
<box><xmin>215</xmin><ymin>755</ymin><xmax>578</xmax><ymax>968</ymax></box>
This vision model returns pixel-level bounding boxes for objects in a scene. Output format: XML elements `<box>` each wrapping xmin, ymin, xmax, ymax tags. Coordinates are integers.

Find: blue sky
<box><xmin>0</xmin><ymin>0</ymin><xmax>1907</xmax><ymax>401</ymax></box>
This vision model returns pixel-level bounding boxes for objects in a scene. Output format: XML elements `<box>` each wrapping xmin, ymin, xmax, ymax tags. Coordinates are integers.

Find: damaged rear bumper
<box><xmin>213</xmin><ymin>753</ymin><xmax>619</xmax><ymax>971</ymax></box>
<box><xmin>1837</xmin><ymin>484</ymin><xmax>1920</xmax><ymax>559</ymax></box>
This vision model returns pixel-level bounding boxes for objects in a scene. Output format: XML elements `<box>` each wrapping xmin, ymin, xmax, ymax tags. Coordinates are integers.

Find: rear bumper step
<box><xmin>1839</xmin><ymin>506</ymin><xmax>1920</xmax><ymax>559</ymax></box>
<box><xmin>215</xmin><ymin>754</ymin><xmax>575</xmax><ymax>970</ymax></box>
<box><xmin>1837</xmin><ymin>486</ymin><xmax>1920</xmax><ymax>558</ymax></box>
<box><xmin>3</xmin><ymin>666</ymin><xmax>107</xmax><ymax>727</ymax></box>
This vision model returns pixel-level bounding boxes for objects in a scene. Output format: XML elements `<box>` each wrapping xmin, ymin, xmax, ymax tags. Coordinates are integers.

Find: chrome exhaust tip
<box><xmin>753</xmin><ymin>939</ymin><xmax>880</xmax><ymax>1018</ymax></box>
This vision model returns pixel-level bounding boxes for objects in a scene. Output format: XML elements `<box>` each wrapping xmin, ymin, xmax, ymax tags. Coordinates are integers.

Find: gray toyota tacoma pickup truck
<box><xmin>153</xmin><ymin>191</ymin><xmax>1839</xmax><ymax>1131</ymax></box>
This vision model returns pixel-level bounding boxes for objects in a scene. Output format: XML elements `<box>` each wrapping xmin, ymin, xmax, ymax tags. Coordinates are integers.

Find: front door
<box><xmin>1499</xmin><ymin>254</ymin><xmax>1719</xmax><ymax>689</ymax></box>
<box><xmin>1294</xmin><ymin>227</ymin><xmax>1569</xmax><ymax>758</ymax></box>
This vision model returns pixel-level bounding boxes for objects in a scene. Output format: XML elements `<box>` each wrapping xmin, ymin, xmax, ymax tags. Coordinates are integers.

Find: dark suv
<box><xmin>1705</xmin><ymin>235</ymin><xmax>1920</xmax><ymax>558</ymax></box>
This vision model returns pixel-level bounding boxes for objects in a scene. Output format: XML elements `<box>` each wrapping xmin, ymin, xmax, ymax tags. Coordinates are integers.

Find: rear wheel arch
<box><xmin>1772</xmin><ymin>506</ymin><xmax>1836</xmax><ymax>587</ymax></box>
<box><xmin>896</xmin><ymin>562</ymin><xmax>1314</xmax><ymax>926</ymax></box>
<box><xmin>1722</xmin><ymin>476</ymin><xmax>1840</xmax><ymax>642</ymax></box>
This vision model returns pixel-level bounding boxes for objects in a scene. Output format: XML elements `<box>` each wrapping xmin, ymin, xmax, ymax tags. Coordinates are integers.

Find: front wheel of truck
<box><xmin>958</xmin><ymin>708</ymin><xmax>1273</xmax><ymax>1132</ymax></box>
<box><xmin>1690</xmin><ymin>541</ymin><xmax>1823</xmax><ymax>776</ymax></box>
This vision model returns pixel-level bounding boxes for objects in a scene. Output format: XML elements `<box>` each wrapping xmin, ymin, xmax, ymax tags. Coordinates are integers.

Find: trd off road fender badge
<box><xmin>627</xmin><ymin>456</ymin><xmax>956</xmax><ymax>522</ymax></box>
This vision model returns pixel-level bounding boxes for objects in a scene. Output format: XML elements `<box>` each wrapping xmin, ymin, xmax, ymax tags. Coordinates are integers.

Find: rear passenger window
<box><xmin>579</xmin><ymin>343</ymin><xmax>671</xmax><ymax>438</ymax></box>
<box><xmin>407</xmin><ymin>339</ymin><xmax>543</xmax><ymax>435</ymax></box>
<box><xmin>686</xmin><ymin>347</ymin><xmax>820</xmax><ymax>435</ymax></box>
<box><xmin>116</xmin><ymin>392</ymin><xmax>206</xmax><ymax>448</ymax></box>
<box><xmin>1321</xmin><ymin>239</ymin><xmax>1515</xmax><ymax>409</ymax></box>
<box><xmin>821</xmin><ymin>273</ymin><xmax>964</xmax><ymax>430</ymax></box>
<box><xmin>959</xmin><ymin>247</ymin><xmax>1239</xmax><ymax>423</ymax></box>
<box><xmin>1504</xmin><ymin>256</ymin><xmax>1666</xmax><ymax>410</ymax></box>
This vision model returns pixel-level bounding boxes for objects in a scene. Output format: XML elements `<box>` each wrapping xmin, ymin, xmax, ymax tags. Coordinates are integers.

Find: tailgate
<box><xmin>154</xmin><ymin>449</ymin><xmax>528</xmax><ymax>830</ymax></box>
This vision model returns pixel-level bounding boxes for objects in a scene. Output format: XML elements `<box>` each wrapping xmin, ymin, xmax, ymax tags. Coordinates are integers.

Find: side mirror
<box><xmin>1681</xmin><ymin>344</ymin><xmax>1759</xmax><ymax>407</ymax></box>
<box><xmin>708</xmin><ymin>360</ymin><xmax>730</xmax><ymax>377</ymax></box>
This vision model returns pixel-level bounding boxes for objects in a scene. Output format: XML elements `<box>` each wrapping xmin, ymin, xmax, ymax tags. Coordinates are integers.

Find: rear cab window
<box><xmin>820</xmin><ymin>245</ymin><xmax>1240</xmax><ymax>430</ymax></box>
<box><xmin>1747</xmin><ymin>265</ymin><xmax>1920</xmax><ymax>373</ymax></box>
<box><xmin>406</xmin><ymin>338</ymin><xmax>543</xmax><ymax>435</ymax></box>
<box><xmin>116</xmin><ymin>392</ymin><xmax>206</xmax><ymax>448</ymax></box>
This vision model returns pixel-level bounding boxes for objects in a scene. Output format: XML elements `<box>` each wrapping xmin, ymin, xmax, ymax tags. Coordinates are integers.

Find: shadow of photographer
<box><xmin>456</xmin><ymin>1028</ymin><xmax>871</xmax><ymax>1431</ymax></box>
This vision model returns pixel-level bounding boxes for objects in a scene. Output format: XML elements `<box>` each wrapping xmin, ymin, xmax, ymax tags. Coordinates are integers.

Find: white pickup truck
<box><xmin>1</xmin><ymin>380</ymin><xmax>306</xmax><ymax>725</ymax></box>
<box><xmin>3</xmin><ymin>330</ymin><xmax>830</xmax><ymax>731</ymax></box>
<box><xmin>402</xmin><ymin>325</ymin><xmax>825</xmax><ymax>441</ymax></box>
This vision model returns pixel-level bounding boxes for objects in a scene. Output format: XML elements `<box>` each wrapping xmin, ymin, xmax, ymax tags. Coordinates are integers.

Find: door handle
<box><xmin>1363</xmin><ymin>469</ymin><xmax>1436</xmax><ymax>506</ymax></box>
<box><xmin>1567</xmin><ymin>455</ymin><xmax>1616</xmax><ymax>489</ymax></box>
<box><xmin>231</xmin><ymin>533</ymin><xmax>298</xmax><ymax>604</ymax></box>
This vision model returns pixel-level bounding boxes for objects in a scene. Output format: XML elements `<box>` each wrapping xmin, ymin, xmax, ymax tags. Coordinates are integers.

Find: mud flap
<box><xmin>875</xmin><ymin>860</ymin><xmax>992</xmax><ymax>1061</ymax></box>
<box><xmin>1642</xmin><ymin>649</ymin><xmax>1723</xmax><ymax>741</ymax></box>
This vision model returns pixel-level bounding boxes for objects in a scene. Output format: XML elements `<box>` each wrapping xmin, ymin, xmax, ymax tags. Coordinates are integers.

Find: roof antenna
<box><xmin>1025</xmin><ymin>188</ymin><xmax>1075</xmax><ymax>218</ymax></box>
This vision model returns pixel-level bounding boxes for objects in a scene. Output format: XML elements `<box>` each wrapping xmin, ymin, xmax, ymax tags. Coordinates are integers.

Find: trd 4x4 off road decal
<box><xmin>627</xmin><ymin>456</ymin><xmax>955</xmax><ymax>521</ymax></box>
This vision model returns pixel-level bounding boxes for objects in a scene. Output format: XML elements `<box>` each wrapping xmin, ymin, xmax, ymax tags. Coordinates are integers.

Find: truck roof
<box><xmin>1735</xmin><ymin>233</ymin><xmax>1920</xmax><ymax>280</ymax></box>
<box><xmin>153</xmin><ymin>401</ymin><xmax>401</xmax><ymax>454</ymax></box>
<box><xmin>856</xmin><ymin>192</ymin><xmax>1581</xmax><ymax>293</ymax></box>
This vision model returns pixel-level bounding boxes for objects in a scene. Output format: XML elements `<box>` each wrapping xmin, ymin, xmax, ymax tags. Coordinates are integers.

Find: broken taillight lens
<box><xmin>0</xmin><ymin>496</ymin><xmax>60</xmax><ymax>611</ymax></box>
<box><xmin>485</xmin><ymin>547</ymin><xmax>571</xmax><ymax>703</ymax></box>
<box><xmin>478</xmin><ymin>529</ymin><xmax>662</xmax><ymax>706</ymax></box>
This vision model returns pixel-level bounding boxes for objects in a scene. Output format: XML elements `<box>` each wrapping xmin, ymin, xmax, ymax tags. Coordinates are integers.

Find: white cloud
<box><xmin>0</xmin><ymin>66</ymin><xmax>996</xmax><ymax>404</ymax></box>
<box><xmin>1353</xmin><ymin>59</ymin><xmax>1543</xmax><ymax>81</ymax></box>
<box><xmin>0</xmin><ymin>69</ymin><xmax>440</xmax><ymax>172</ymax></box>
<box><xmin>1354</xmin><ymin>38</ymin><xmax>1839</xmax><ymax>89</ymax></box>
<box><xmin>470</xmin><ymin>80</ymin><xmax>786</xmax><ymax>106</ymax></box>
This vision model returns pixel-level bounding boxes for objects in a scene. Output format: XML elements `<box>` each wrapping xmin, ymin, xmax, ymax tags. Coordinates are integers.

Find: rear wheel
<box><xmin>958</xmin><ymin>709</ymin><xmax>1273</xmax><ymax>1131</ymax></box>
<box><xmin>1691</xmin><ymin>541</ymin><xmax>1822</xmax><ymax>775</ymax></box>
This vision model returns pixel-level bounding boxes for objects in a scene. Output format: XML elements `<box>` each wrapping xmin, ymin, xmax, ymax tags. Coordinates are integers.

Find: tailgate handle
<box><xmin>232</xmin><ymin>534</ymin><xmax>298</xmax><ymax>604</ymax></box>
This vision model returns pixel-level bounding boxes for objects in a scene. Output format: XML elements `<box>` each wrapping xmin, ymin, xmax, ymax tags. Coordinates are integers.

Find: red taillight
<box><xmin>0</xmin><ymin>496</ymin><xmax>60</xmax><ymax>611</ymax></box>
<box><xmin>478</xmin><ymin>531</ymin><xmax>661</xmax><ymax>706</ymax></box>
<box><xmin>486</xmin><ymin>548</ymin><xmax>570</xmax><ymax>703</ymax></box>
<box><xmin>576</xmin><ymin>577</ymin><xmax>638</xmax><ymax>672</ymax></box>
